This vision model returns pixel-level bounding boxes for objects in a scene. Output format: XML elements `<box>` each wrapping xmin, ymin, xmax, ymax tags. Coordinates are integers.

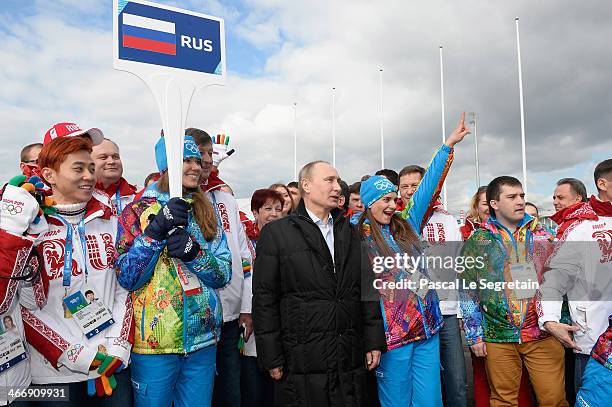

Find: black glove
<box><xmin>144</xmin><ymin>198</ymin><xmax>190</xmax><ymax>241</ymax></box>
<box><xmin>167</xmin><ymin>228</ymin><xmax>200</xmax><ymax>262</ymax></box>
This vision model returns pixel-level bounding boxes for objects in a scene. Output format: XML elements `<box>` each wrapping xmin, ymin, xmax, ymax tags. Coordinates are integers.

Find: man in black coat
<box><xmin>253</xmin><ymin>160</ymin><xmax>386</xmax><ymax>407</ymax></box>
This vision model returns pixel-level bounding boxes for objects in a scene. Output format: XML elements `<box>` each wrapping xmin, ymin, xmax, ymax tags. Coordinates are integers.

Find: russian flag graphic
<box><xmin>122</xmin><ymin>13</ymin><xmax>176</xmax><ymax>55</ymax></box>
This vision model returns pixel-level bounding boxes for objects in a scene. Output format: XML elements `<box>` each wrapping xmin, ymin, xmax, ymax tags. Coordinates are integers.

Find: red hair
<box><xmin>38</xmin><ymin>137</ymin><xmax>93</xmax><ymax>186</ymax></box>
<box><xmin>251</xmin><ymin>189</ymin><xmax>283</xmax><ymax>213</ymax></box>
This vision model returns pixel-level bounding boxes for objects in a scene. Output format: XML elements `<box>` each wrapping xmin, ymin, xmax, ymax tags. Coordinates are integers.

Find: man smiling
<box><xmin>92</xmin><ymin>138</ymin><xmax>137</xmax><ymax>218</ymax></box>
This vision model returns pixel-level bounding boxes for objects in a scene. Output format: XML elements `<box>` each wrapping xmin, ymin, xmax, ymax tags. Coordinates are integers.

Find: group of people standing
<box><xmin>0</xmin><ymin>114</ymin><xmax>610</xmax><ymax>407</ymax></box>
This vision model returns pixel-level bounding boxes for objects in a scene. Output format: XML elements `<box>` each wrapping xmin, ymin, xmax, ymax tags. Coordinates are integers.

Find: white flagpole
<box><xmin>439</xmin><ymin>46</ymin><xmax>448</xmax><ymax>210</ymax></box>
<box><xmin>379</xmin><ymin>68</ymin><xmax>385</xmax><ymax>169</ymax></box>
<box><xmin>293</xmin><ymin>101</ymin><xmax>298</xmax><ymax>181</ymax></box>
<box><xmin>515</xmin><ymin>17</ymin><xmax>528</xmax><ymax>193</ymax></box>
<box><xmin>470</xmin><ymin>112</ymin><xmax>480</xmax><ymax>188</ymax></box>
<box><xmin>332</xmin><ymin>87</ymin><xmax>336</xmax><ymax>168</ymax></box>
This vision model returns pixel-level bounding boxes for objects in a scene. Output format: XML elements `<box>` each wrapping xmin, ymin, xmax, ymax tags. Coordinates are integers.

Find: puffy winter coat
<box><xmin>253</xmin><ymin>200</ymin><xmax>386</xmax><ymax>407</ymax></box>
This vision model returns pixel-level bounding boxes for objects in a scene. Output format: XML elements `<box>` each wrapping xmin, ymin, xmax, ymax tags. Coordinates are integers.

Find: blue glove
<box><xmin>167</xmin><ymin>228</ymin><xmax>200</xmax><ymax>262</ymax></box>
<box><xmin>144</xmin><ymin>198</ymin><xmax>190</xmax><ymax>241</ymax></box>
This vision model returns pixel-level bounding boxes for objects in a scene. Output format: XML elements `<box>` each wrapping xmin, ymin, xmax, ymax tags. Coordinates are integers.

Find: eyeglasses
<box><xmin>22</xmin><ymin>159</ymin><xmax>38</xmax><ymax>165</ymax></box>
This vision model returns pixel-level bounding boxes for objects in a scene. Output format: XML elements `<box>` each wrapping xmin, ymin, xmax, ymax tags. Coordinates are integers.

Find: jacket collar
<box><xmin>95</xmin><ymin>177</ymin><xmax>137</xmax><ymax>198</ymax></box>
<box><xmin>296</xmin><ymin>199</ymin><xmax>343</xmax><ymax>223</ymax></box>
<box><xmin>589</xmin><ymin>195</ymin><xmax>612</xmax><ymax>217</ymax></box>
<box><xmin>47</xmin><ymin>196</ymin><xmax>111</xmax><ymax>226</ymax></box>
<box><xmin>550</xmin><ymin>201</ymin><xmax>596</xmax><ymax>225</ymax></box>
<box><xmin>485</xmin><ymin>213</ymin><xmax>535</xmax><ymax>235</ymax></box>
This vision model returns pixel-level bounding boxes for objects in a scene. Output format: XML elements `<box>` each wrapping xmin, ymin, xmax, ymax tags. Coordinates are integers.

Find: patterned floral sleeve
<box><xmin>591</xmin><ymin>315</ymin><xmax>612</xmax><ymax>369</ymax></box>
<box><xmin>185</xmin><ymin>233</ymin><xmax>232</xmax><ymax>288</ymax></box>
<box><xmin>459</xmin><ymin>231</ymin><xmax>486</xmax><ymax>345</ymax></box>
<box><xmin>184</xmin><ymin>222</ymin><xmax>232</xmax><ymax>290</ymax></box>
<box><xmin>115</xmin><ymin>199</ymin><xmax>166</xmax><ymax>291</ymax></box>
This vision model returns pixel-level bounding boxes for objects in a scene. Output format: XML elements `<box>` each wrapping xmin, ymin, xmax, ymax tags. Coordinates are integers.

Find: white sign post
<box><xmin>113</xmin><ymin>0</ymin><xmax>226</xmax><ymax>197</ymax></box>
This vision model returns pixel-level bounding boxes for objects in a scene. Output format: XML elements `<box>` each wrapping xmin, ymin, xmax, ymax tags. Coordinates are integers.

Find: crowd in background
<box><xmin>0</xmin><ymin>117</ymin><xmax>610</xmax><ymax>407</ymax></box>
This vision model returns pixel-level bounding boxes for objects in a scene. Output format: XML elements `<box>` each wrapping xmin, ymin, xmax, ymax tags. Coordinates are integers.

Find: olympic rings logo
<box><xmin>185</xmin><ymin>140</ymin><xmax>200</xmax><ymax>155</ymax></box>
<box><xmin>66</xmin><ymin>344</ymin><xmax>84</xmax><ymax>362</ymax></box>
<box><xmin>1</xmin><ymin>203</ymin><xmax>23</xmax><ymax>215</ymax></box>
<box><xmin>374</xmin><ymin>178</ymin><xmax>394</xmax><ymax>191</ymax></box>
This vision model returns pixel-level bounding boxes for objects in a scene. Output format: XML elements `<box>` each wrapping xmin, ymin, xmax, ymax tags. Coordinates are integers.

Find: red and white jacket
<box><xmin>0</xmin><ymin>229</ymin><xmax>42</xmax><ymax>405</ymax></box>
<box><xmin>422</xmin><ymin>204</ymin><xmax>462</xmax><ymax>316</ymax></box>
<box><xmin>549</xmin><ymin>200</ymin><xmax>597</xmax><ymax>240</ymax></box>
<box><xmin>18</xmin><ymin>198</ymin><xmax>133</xmax><ymax>384</ymax></box>
<box><xmin>206</xmin><ymin>189</ymin><xmax>253</xmax><ymax>322</ymax></box>
<box><xmin>540</xmin><ymin>196</ymin><xmax>612</xmax><ymax>355</ymax></box>
<box><xmin>93</xmin><ymin>177</ymin><xmax>138</xmax><ymax>220</ymax></box>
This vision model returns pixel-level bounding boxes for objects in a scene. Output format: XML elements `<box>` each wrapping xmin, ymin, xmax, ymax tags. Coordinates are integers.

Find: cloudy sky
<box><xmin>1</xmin><ymin>0</ymin><xmax>610</xmax><ymax>215</ymax></box>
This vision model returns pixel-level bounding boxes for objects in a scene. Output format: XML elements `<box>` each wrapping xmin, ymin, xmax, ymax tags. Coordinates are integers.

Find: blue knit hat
<box><xmin>155</xmin><ymin>134</ymin><xmax>202</xmax><ymax>172</ymax></box>
<box><xmin>360</xmin><ymin>175</ymin><xmax>398</xmax><ymax>209</ymax></box>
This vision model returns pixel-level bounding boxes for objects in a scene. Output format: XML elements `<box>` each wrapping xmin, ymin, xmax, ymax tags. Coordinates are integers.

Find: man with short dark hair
<box><xmin>253</xmin><ymin>160</ymin><xmax>386</xmax><ymax>406</ymax></box>
<box><xmin>551</xmin><ymin>177</ymin><xmax>594</xmax><ymax>240</ymax></box>
<box><xmin>594</xmin><ymin>158</ymin><xmax>612</xmax><ymax>201</ymax></box>
<box><xmin>398</xmin><ymin>165</ymin><xmax>426</xmax><ymax>211</ymax></box>
<box><xmin>539</xmin><ymin>158</ymin><xmax>612</xmax><ymax>394</ymax></box>
<box><xmin>460</xmin><ymin>176</ymin><xmax>567</xmax><ymax>406</ymax></box>
<box><xmin>347</xmin><ymin>181</ymin><xmax>365</xmax><ymax>215</ymax></box>
<box><xmin>19</xmin><ymin>143</ymin><xmax>43</xmax><ymax>176</ymax></box>
<box><xmin>287</xmin><ymin>181</ymin><xmax>301</xmax><ymax>209</ymax></box>
<box><xmin>553</xmin><ymin>178</ymin><xmax>588</xmax><ymax>212</ymax></box>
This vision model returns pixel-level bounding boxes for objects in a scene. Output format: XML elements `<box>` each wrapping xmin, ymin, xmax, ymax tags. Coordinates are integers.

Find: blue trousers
<box><xmin>439</xmin><ymin>315</ymin><xmax>467</xmax><ymax>407</ymax></box>
<box><xmin>130</xmin><ymin>346</ymin><xmax>217</xmax><ymax>407</ymax></box>
<box><xmin>375</xmin><ymin>334</ymin><xmax>443</xmax><ymax>407</ymax></box>
<box><xmin>575</xmin><ymin>358</ymin><xmax>612</xmax><ymax>407</ymax></box>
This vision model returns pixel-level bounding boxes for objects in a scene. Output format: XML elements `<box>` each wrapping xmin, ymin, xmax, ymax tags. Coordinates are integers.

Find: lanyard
<box><xmin>494</xmin><ymin>224</ymin><xmax>533</xmax><ymax>263</ymax></box>
<box><xmin>115</xmin><ymin>188</ymin><xmax>123</xmax><ymax>215</ymax></box>
<box><xmin>56</xmin><ymin>216</ymin><xmax>88</xmax><ymax>286</ymax></box>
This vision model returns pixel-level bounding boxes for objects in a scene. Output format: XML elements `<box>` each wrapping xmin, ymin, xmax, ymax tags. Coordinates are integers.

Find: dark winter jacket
<box><xmin>253</xmin><ymin>199</ymin><xmax>386</xmax><ymax>407</ymax></box>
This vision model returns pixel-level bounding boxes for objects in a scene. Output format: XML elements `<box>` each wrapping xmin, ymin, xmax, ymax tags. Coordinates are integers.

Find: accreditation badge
<box><xmin>63</xmin><ymin>291</ymin><xmax>115</xmax><ymax>339</ymax></box>
<box><xmin>0</xmin><ymin>314</ymin><xmax>27</xmax><ymax>373</ymax></box>
<box><xmin>509</xmin><ymin>262</ymin><xmax>538</xmax><ymax>300</ymax></box>
<box><xmin>173</xmin><ymin>259</ymin><xmax>203</xmax><ymax>296</ymax></box>
<box><xmin>407</xmin><ymin>269</ymin><xmax>431</xmax><ymax>300</ymax></box>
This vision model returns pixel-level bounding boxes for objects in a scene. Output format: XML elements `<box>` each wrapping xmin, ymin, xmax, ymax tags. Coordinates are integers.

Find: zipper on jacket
<box><xmin>182</xmin><ymin>289</ymin><xmax>188</xmax><ymax>355</ymax></box>
<box><xmin>141</xmin><ymin>295</ymin><xmax>146</xmax><ymax>342</ymax></box>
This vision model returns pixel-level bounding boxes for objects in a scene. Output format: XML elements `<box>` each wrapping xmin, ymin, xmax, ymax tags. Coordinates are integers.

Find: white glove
<box><xmin>58</xmin><ymin>342</ymin><xmax>99</xmax><ymax>374</ymax></box>
<box><xmin>0</xmin><ymin>185</ymin><xmax>40</xmax><ymax>235</ymax></box>
<box><xmin>212</xmin><ymin>133</ymin><xmax>235</xmax><ymax>167</ymax></box>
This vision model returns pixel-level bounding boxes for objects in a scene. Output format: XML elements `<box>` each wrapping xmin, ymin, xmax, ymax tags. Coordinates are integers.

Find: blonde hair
<box><xmin>158</xmin><ymin>172</ymin><xmax>217</xmax><ymax>241</ymax></box>
<box><xmin>467</xmin><ymin>186</ymin><xmax>488</xmax><ymax>223</ymax></box>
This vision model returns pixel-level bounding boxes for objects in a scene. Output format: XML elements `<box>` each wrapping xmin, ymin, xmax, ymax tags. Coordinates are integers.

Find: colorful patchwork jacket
<box><xmin>352</xmin><ymin>144</ymin><xmax>453</xmax><ymax>350</ymax></box>
<box><xmin>459</xmin><ymin>214</ymin><xmax>554</xmax><ymax>345</ymax></box>
<box><xmin>115</xmin><ymin>185</ymin><xmax>232</xmax><ymax>354</ymax></box>
<box><xmin>591</xmin><ymin>315</ymin><xmax>612</xmax><ymax>370</ymax></box>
